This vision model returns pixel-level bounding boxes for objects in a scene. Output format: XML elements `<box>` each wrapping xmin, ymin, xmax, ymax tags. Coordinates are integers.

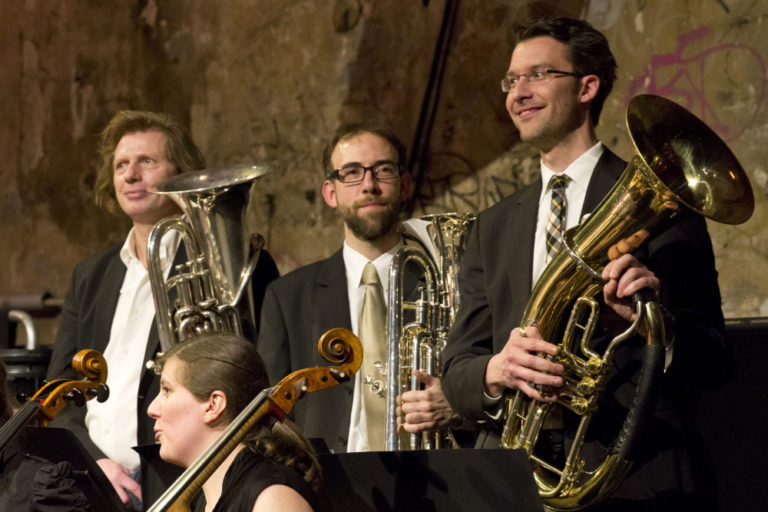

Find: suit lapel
<box><xmin>507</xmin><ymin>182</ymin><xmax>541</xmax><ymax>323</ymax></box>
<box><xmin>582</xmin><ymin>148</ymin><xmax>627</xmax><ymax>216</ymax></box>
<box><xmin>316</xmin><ymin>249</ymin><xmax>353</xmax><ymax>335</ymax></box>
<box><xmin>313</xmin><ymin>249</ymin><xmax>355</xmax><ymax>449</ymax></box>
<box><xmin>91</xmin><ymin>252</ymin><xmax>127</xmax><ymax>353</ymax></box>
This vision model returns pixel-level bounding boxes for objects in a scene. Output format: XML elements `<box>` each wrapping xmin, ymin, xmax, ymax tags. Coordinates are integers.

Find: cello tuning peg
<box><xmin>63</xmin><ymin>388</ymin><xmax>86</xmax><ymax>407</ymax></box>
<box><xmin>86</xmin><ymin>383</ymin><xmax>110</xmax><ymax>403</ymax></box>
<box><xmin>97</xmin><ymin>383</ymin><xmax>110</xmax><ymax>402</ymax></box>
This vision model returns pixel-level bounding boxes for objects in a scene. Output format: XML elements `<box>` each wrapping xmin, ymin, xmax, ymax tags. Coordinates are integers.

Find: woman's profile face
<box><xmin>147</xmin><ymin>358</ymin><xmax>211</xmax><ymax>467</ymax></box>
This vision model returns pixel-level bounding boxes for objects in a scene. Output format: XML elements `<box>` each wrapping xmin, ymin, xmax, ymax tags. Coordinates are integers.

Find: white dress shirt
<box><xmin>84</xmin><ymin>228</ymin><xmax>179</xmax><ymax>471</ymax></box>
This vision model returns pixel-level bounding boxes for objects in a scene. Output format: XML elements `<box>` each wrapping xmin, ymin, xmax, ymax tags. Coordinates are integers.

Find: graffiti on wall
<box><xmin>625</xmin><ymin>26</ymin><xmax>766</xmax><ymax>141</ymax></box>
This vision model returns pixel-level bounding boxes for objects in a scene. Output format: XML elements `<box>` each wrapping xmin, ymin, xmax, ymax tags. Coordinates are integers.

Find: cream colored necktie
<box><xmin>359</xmin><ymin>262</ymin><xmax>387</xmax><ymax>450</ymax></box>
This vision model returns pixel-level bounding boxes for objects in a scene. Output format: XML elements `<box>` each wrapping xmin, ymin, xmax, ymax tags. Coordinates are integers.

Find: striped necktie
<box><xmin>545</xmin><ymin>174</ymin><xmax>569</xmax><ymax>264</ymax></box>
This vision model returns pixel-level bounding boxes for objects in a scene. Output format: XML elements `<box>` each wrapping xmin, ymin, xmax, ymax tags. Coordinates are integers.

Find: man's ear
<box><xmin>321</xmin><ymin>179</ymin><xmax>338</xmax><ymax>209</ymax></box>
<box><xmin>579</xmin><ymin>74</ymin><xmax>600</xmax><ymax>104</ymax></box>
<box><xmin>203</xmin><ymin>390</ymin><xmax>228</xmax><ymax>425</ymax></box>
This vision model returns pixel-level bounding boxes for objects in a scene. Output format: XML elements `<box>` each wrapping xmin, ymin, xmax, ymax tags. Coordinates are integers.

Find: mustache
<box><xmin>353</xmin><ymin>197</ymin><xmax>390</xmax><ymax>208</ymax></box>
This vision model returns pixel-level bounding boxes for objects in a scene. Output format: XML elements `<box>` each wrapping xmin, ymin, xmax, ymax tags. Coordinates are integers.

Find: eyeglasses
<box><xmin>501</xmin><ymin>68</ymin><xmax>583</xmax><ymax>92</ymax></box>
<box><xmin>331</xmin><ymin>161</ymin><xmax>401</xmax><ymax>184</ymax></box>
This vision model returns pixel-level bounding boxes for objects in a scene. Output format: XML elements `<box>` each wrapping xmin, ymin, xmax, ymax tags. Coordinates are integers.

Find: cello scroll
<box><xmin>0</xmin><ymin>349</ymin><xmax>109</xmax><ymax>454</ymax></box>
<box><xmin>270</xmin><ymin>328</ymin><xmax>363</xmax><ymax>415</ymax></box>
<box><xmin>35</xmin><ymin>349</ymin><xmax>110</xmax><ymax>425</ymax></box>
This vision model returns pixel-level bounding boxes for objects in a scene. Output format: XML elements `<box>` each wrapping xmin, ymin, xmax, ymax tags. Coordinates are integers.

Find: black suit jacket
<box><xmin>257</xmin><ymin>249</ymin><xmax>355</xmax><ymax>454</ymax></box>
<box><xmin>46</xmin><ymin>241</ymin><xmax>278</xmax><ymax>501</ymax></box>
<box><xmin>442</xmin><ymin>148</ymin><xmax>728</xmax><ymax>499</ymax></box>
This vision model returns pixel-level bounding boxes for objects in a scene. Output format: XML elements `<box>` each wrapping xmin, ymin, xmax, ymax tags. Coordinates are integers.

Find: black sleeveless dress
<box><xmin>190</xmin><ymin>448</ymin><xmax>324</xmax><ymax>512</ymax></box>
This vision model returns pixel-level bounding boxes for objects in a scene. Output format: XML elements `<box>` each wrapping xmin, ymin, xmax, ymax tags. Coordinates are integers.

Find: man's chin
<box><xmin>350</xmin><ymin>225</ymin><xmax>391</xmax><ymax>242</ymax></box>
<box><xmin>517</xmin><ymin>128</ymin><xmax>541</xmax><ymax>145</ymax></box>
<box><xmin>348</xmin><ymin>217</ymin><xmax>396</xmax><ymax>242</ymax></box>
<box><xmin>341</xmin><ymin>202</ymin><xmax>400</xmax><ymax>241</ymax></box>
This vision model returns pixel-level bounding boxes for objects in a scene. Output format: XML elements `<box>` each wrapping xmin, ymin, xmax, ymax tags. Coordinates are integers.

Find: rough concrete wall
<box><xmin>0</xmin><ymin>0</ymin><xmax>443</xmax><ymax>345</ymax></box>
<box><xmin>1</xmin><ymin>0</ymin><xmax>766</xmax><ymax>348</ymax></box>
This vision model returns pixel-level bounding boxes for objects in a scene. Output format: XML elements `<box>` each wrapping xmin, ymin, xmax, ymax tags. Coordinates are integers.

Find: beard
<box><xmin>338</xmin><ymin>195</ymin><xmax>402</xmax><ymax>242</ymax></box>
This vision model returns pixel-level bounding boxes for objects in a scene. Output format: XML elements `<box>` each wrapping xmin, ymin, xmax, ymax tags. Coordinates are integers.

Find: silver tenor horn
<box><xmin>147</xmin><ymin>164</ymin><xmax>271</xmax><ymax>356</ymax></box>
<box><xmin>385</xmin><ymin>212</ymin><xmax>475</xmax><ymax>450</ymax></box>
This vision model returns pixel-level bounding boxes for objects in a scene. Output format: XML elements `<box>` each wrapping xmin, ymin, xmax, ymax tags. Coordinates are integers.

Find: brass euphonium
<box><xmin>147</xmin><ymin>164</ymin><xmax>271</xmax><ymax>355</ymax></box>
<box><xmin>385</xmin><ymin>212</ymin><xmax>475</xmax><ymax>451</ymax></box>
<box><xmin>500</xmin><ymin>94</ymin><xmax>754</xmax><ymax>510</ymax></box>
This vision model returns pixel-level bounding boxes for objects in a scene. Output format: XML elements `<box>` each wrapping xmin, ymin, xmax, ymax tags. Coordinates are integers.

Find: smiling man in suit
<box><xmin>257</xmin><ymin>123</ymin><xmax>460</xmax><ymax>453</ymax></box>
<box><xmin>441</xmin><ymin>17</ymin><xmax>728</xmax><ymax>511</ymax></box>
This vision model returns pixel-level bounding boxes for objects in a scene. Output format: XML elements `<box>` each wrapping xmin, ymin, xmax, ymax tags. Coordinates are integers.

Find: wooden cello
<box><xmin>0</xmin><ymin>349</ymin><xmax>109</xmax><ymax>453</ymax></box>
<box><xmin>147</xmin><ymin>327</ymin><xmax>362</xmax><ymax>512</ymax></box>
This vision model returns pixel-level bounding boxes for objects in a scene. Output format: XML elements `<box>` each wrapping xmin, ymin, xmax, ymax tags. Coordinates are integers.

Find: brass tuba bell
<box><xmin>147</xmin><ymin>164</ymin><xmax>271</xmax><ymax>356</ymax></box>
<box><xmin>500</xmin><ymin>94</ymin><xmax>753</xmax><ymax>510</ymax></box>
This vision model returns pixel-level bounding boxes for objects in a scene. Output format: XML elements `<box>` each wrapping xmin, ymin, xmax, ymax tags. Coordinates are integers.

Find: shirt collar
<box><xmin>342</xmin><ymin>239</ymin><xmax>404</xmax><ymax>288</ymax></box>
<box><xmin>540</xmin><ymin>141</ymin><xmax>604</xmax><ymax>193</ymax></box>
<box><xmin>119</xmin><ymin>227</ymin><xmax>181</xmax><ymax>271</ymax></box>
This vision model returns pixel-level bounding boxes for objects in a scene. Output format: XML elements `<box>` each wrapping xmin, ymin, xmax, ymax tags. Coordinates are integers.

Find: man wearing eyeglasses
<box><xmin>441</xmin><ymin>17</ymin><xmax>726</xmax><ymax>510</ymax></box>
<box><xmin>257</xmin><ymin>123</ymin><xmax>462</xmax><ymax>454</ymax></box>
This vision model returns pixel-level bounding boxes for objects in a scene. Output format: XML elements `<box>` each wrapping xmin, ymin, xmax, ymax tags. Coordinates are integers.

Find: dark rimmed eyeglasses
<box><xmin>331</xmin><ymin>161</ymin><xmax>401</xmax><ymax>184</ymax></box>
<box><xmin>501</xmin><ymin>68</ymin><xmax>583</xmax><ymax>92</ymax></box>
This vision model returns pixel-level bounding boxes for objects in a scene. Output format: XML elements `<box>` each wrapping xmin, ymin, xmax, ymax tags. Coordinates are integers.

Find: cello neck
<box><xmin>0</xmin><ymin>400</ymin><xmax>42</xmax><ymax>454</ymax></box>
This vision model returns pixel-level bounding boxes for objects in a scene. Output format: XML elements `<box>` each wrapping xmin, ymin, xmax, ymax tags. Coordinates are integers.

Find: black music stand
<box><xmin>4</xmin><ymin>426</ymin><xmax>124</xmax><ymax>511</ymax></box>
<box><xmin>318</xmin><ymin>448</ymin><xmax>542</xmax><ymax>512</ymax></box>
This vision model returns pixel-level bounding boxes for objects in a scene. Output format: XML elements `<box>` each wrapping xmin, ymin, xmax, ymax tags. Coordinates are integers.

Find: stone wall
<box><xmin>1</xmin><ymin>0</ymin><xmax>766</xmax><ymax>346</ymax></box>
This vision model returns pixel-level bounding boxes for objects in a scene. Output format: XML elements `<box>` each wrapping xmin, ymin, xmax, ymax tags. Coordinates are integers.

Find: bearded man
<box><xmin>257</xmin><ymin>123</ymin><xmax>460</xmax><ymax>453</ymax></box>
